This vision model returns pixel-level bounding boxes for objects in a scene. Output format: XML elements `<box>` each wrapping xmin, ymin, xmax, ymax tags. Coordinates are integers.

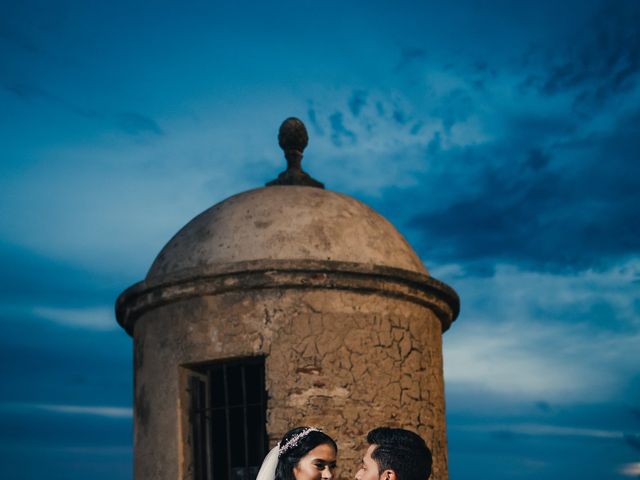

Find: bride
<box><xmin>256</xmin><ymin>427</ymin><xmax>338</xmax><ymax>480</ymax></box>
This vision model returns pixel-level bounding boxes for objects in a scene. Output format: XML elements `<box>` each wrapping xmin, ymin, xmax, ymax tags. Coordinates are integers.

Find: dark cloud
<box><xmin>328</xmin><ymin>111</ymin><xmax>356</xmax><ymax>147</ymax></box>
<box><xmin>0</xmin><ymin>406</ymin><xmax>131</xmax><ymax>447</ymax></box>
<box><xmin>447</xmin><ymin>385</ymin><xmax>639</xmax><ymax>479</ymax></box>
<box><xmin>392</xmin><ymin>108</ymin><xmax>409</xmax><ymax>126</ymax></box>
<box><xmin>404</xmin><ymin>108</ymin><xmax>640</xmax><ymax>272</ymax></box>
<box><xmin>2</xmin><ymin>81</ymin><xmax>48</xmax><ymax>99</ymax></box>
<box><xmin>427</xmin><ymin>131</ymin><xmax>441</xmax><ymax>155</ymax></box>
<box><xmin>507</xmin><ymin>112</ymin><xmax>578</xmax><ymax>144</ymax></box>
<box><xmin>535</xmin><ymin>401</ymin><xmax>553</xmax><ymax>413</ymax></box>
<box><xmin>522</xmin><ymin>0</ymin><xmax>640</xmax><ymax>109</ymax></box>
<box><xmin>525</xmin><ymin>148</ymin><xmax>551</xmax><ymax>171</ymax></box>
<box><xmin>625</xmin><ymin>434</ymin><xmax>640</xmax><ymax>452</ymax></box>
<box><xmin>1</xmin><ymin>80</ymin><xmax>99</xmax><ymax>118</ymax></box>
<box><xmin>471</xmin><ymin>61</ymin><xmax>498</xmax><ymax>86</ymax></box>
<box><xmin>490</xmin><ymin>429</ymin><xmax>517</xmax><ymax>441</ymax></box>
<box><xmin>0</xmin><ymin>310</ymin><xmax>130</xmax><ymax>405</ymax></box>
<box><xmin>306</xmin><ymin>101</ymin><xmax>324</xmax><ymax>136</ymax></box>
<box><xmin>0</xmin><ymin>406</ymin><xmax>131</xmax><ymax>480</ymax></box>
<box><xmin>529</xmin><ymin>295</ymin><xmax>638</xmax><ymax>334</ymax></box>
<box><xmin>0</xmin><ymin>241</ymin><xmax>121</xmax><ymax>305</ymax></box>
<box><xmin>410</xmin><ymin>121</ymin><xmax>423</xmax><ymax>136</ymax></box>
<box><xmin>0</xmin><ymin>243</ymin><xmax>131</xmax><ymax>480</ymax></box>
<box><xmin>348</xmin><ymin>90</ymin><xmax>367</xmax><ymax>117</ymax></box>
<box><xmin>115</xmin><ymin>112</ymin><xmax>164</xmax><ymax>136</ymax></box>
<box><xmin>395</xmin><ymin>47</ymin><xmax>427</xmax><ymax>72</ymax></box>
<box><xmin>449</xmin><ymin>421</ymin><xmax>634</xmax><ymax>480</ymax></box>
<box><xmin>432</xmin><ymin>88</ymin><xmax>474</xmax><ymax>132</ymax></box>
<box><xmin>2</xmin><ymin>80</ymin><xmax>163</xmax><ymax>136</ymax></box>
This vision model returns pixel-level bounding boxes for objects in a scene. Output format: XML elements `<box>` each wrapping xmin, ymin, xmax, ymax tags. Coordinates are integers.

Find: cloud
<box><xmin>432</xmin><ymin>88</ymin><xmax>474</xmax><ymax>132</ymax></box>
<box><xmin>298</xmin><ymin>89</ymin><xmax>451</xmax><ymax>194</ymax></box>
<box><xmin>0</xmin><ymin>306</ymin><xmax>131</xmax><ymax>407</ymax></box>
<box><xmin>394</xmin><ymin>47</ymin><xmax>427</xmax><ymax>72</ymax></box>
<box><xmin>348</xmin><ymin>90</ymin><xmax>367</xmax><ymax>117</ymax></box>
<box><xmin>0</xmin><ymin>241</ymin><xmax>120</xmax><ymax>305</ymax></box>
<box><xmin>329</xmin><ymin>111</ymin><xmax>357</xmax><ymax>147</ymax></box>
<box><xmin>392</xmin><ymin>107</ymin><xmax>409</xmax><ymax>126</ymax></box>
<box><xmin>33</xmin><ymin>306</ymin><xmax>116</xmax><ymax>331</ymax></box>
<box><xmin>404</xmin><ymin>107</ymin><xmax>640</xmax><ymax>272</ymax></box>
<box><xmin>442</xmin><ymin>262</ymin><xmax>640</xmax><ymax>402</ymax></box>
<box><xmin>454</xmin><ymin>422</ymin><xmax>633</xmax><ymax>440</ymax></box>
<box><xmin>625</xmin><ymin>434</ymin><xmax>640</xmax><ymax>452</ymax></box>
<box><xmin>307</xmin><ymin>101</ymin><xmax>324</xmax><ymax>135</ymax></box>
<box><xmin>2</xmin><ymin>81</ymin><xmax>48</xmax><ymax>99</ymax></box>
<box><xmin>620</xmin><ymin>463</ymin><xmax>640</xmax><ymax>477</ymax></box>
<box><xmin>0</xmin><ymin>136</ymin><xmax>233</xmax><ymax>275</ymax></box>
<box><xmin>409</xmin><ymin>121</ymin><xmax>424</xmax><ymax>136</ymax></box>
<box><xmin>0</xmin><ymin>400</ymin><xmax>132</xmax><ymax>480</ymax></box>
<box><xmin>522</xmin><ymin>1</ymin><xmax>640</xmax><ymax>109</ymax></box>
<box><xmin>34</xmin><ymin>404</ymin><xmax>132</xmax><ymax>418</ymax></box>
<box><xmin>0</xmin><ymin>76</ymin><xmax>165</xmax><ymax>135</ymax></box>
<box><xmin>525</xmin><ymin>148</ymin><xmax>551</xmax><ymax>170</ymax></box>
<box><xmin>446</xmin><ymin>391</ymin><xmax>640</xmax><ymax>480</ymax></box>
<box><xmin>1</xmin><ymin>80</ymin><xmax>100</xmax><ymax>118</ymax></box>
<box><xmin>116</xmin><ymin>112</ymin><xmax>164</xmax><ymax>136</ymax></box>
<box><xmin>0</xmin><ymin>402</ymin><xmax>131</xmax><ymax>419</ymax></box>
<box><xmin>1</xmin><ymin>81</ymin><xmax>163</xmax><ymax>136</ymax></box>
<box><xmin>444</xmin><ymin>320</ymin><xmax>622</xmax><ymax>400</ymax></box>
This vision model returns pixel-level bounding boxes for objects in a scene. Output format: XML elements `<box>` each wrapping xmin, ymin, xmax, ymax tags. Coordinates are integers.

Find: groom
<box><xmin>355</xmin><ymin>427</ymin><xmax>432</xmax><ymax>480</ymax></box>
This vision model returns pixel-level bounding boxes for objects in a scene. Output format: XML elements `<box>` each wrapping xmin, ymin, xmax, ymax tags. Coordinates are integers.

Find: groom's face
<box><xmin>355</xmin><ymin>445</ymin><xmax>381</xmax><ymax>480</ymax></box>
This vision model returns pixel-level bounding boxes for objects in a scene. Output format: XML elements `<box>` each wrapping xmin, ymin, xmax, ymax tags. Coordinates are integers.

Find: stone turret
<box><xmin>116</xmin><ymin>118</ymin><xmax>459</xmax><ymax>480</ymax></box>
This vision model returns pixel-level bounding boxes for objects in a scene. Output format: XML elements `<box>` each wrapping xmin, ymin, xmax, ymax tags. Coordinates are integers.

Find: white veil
<box><xmin>256</xmin><ymin>445</ymin><xmax>279</xmax><ymax>480</ymax></box>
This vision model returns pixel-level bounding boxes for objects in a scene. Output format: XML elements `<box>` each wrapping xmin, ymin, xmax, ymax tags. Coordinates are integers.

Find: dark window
<box><xmin>188</xmin><ymin>357</ymin><xmax>267</xmax><ymax>480</ymax></box>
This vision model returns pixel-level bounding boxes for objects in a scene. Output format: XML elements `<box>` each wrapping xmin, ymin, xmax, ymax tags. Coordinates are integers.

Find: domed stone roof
<box><xmin>117</xmin><ymin>118</ymin><xmax>459</xmax><ymax>336</ymax></box>
<box><xmin>147</xmin><ymin>186</ymin><xmax>428</xmax><ymax>282</ymax></box>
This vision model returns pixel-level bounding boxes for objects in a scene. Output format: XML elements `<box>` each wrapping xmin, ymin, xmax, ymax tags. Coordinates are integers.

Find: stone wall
<box><xmin>133</xmin><ymin>286</ymin><xmax>448</xmax><ymax>480</ymax></box>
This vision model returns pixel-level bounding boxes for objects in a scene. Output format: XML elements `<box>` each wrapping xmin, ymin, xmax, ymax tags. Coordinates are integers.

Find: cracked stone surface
<box><xmin>133</xmin><ymin>287</ymin><xmax>449</xmax><ymax>480</ymax></box>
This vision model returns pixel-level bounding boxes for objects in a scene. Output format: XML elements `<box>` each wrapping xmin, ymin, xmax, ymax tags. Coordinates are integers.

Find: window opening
<box><xmin>188</xmin><ymin>357</ymin><xmax>267</xmax><ymax>480</ymax></box>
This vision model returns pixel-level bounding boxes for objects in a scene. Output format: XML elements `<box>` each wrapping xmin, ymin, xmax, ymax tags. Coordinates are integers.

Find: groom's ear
<box><xmin>382</xmin><ymin>470</ymin><xmax>397</xmax><ymax>480</ymax></box>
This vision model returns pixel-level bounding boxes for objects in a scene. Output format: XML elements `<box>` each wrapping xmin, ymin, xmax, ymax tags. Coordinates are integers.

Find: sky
<box><xmin>1</xmin><ymin>0</ymin><xmax>639</xmax><ymax>478</ymax></box>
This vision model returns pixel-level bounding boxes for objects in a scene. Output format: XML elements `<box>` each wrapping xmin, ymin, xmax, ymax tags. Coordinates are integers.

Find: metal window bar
<box><xmin>190</xmin><ymin>358</ymin><xmax>267</xmax><ymax>480</ymax></box>
<box><xmin>190</xmin><ymin>374</ymin><xmax>210</xmax><ymax>480</ymax></box>
<box><xmin>241</xmin><ymin>366</ymin><xmax>250</xmax><ymax>478</ymax></box>
<box><xmin>222</xmin><ymin>366</ymin><xmax>233</xmax><ymax>479</ymax></box>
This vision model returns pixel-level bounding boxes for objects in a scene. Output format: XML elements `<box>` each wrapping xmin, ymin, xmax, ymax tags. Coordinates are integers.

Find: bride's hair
<box><xmin>275</xmin><ymin>427</ymin><xmax>337</xmax><ymax>480</ymax></box>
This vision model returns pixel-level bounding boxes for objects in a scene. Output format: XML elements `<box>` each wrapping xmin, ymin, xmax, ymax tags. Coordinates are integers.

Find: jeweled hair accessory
<box><xmin>278</xmin><ymin>427</ymin><xmax>321</xmax><ymax>457</ymax></box>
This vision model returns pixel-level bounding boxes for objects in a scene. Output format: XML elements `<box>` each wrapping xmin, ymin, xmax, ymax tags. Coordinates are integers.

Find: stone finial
<box><xmin>278</xmin><ymin>117</ymin><xmax>308</xmax><ymax>153</ymax></box>
<box><xmin>266</xmin><ymin>117</ymin><xmax>324</xmax><ymax>188</ymax></box>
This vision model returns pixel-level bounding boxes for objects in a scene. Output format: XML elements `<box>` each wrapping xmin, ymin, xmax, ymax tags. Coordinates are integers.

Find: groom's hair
<box><xmin>275</xmin><ymin>427</ymin><xmax>337</xmax><ymax>480</ymax></box>
<box><xmin>367</xmin><ymin>428</ymin><xmax>432</xmax><ymax>480</ymax></box>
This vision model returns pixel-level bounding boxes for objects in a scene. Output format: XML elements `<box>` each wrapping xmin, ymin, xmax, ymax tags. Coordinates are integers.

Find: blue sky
<box><xmin>1</xmin><ymin>0</ymin><xmax>639</xmax><ymax>479</ymax></box>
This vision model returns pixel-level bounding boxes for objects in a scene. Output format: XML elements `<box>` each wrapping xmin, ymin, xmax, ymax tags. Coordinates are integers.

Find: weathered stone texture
<box><xmin>134</xmin><ymin>287</ymin><xmax>448</xmax><ymax>480</ymax></box>
<box><xmin>146</xmin><ymin>186</ymin><xmax>429</xmax><ymax>281</ymax></box>
<box><xmin>119</xmin><ymin>184</ymin><xmax>459</xmax><ymax>480</ymax></box>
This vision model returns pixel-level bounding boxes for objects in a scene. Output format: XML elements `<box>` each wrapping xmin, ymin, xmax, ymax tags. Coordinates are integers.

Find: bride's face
<box><xmin>293</xmin><ymin>443</ymin><xmax>337</xmax><ymax>480</ymax></box>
